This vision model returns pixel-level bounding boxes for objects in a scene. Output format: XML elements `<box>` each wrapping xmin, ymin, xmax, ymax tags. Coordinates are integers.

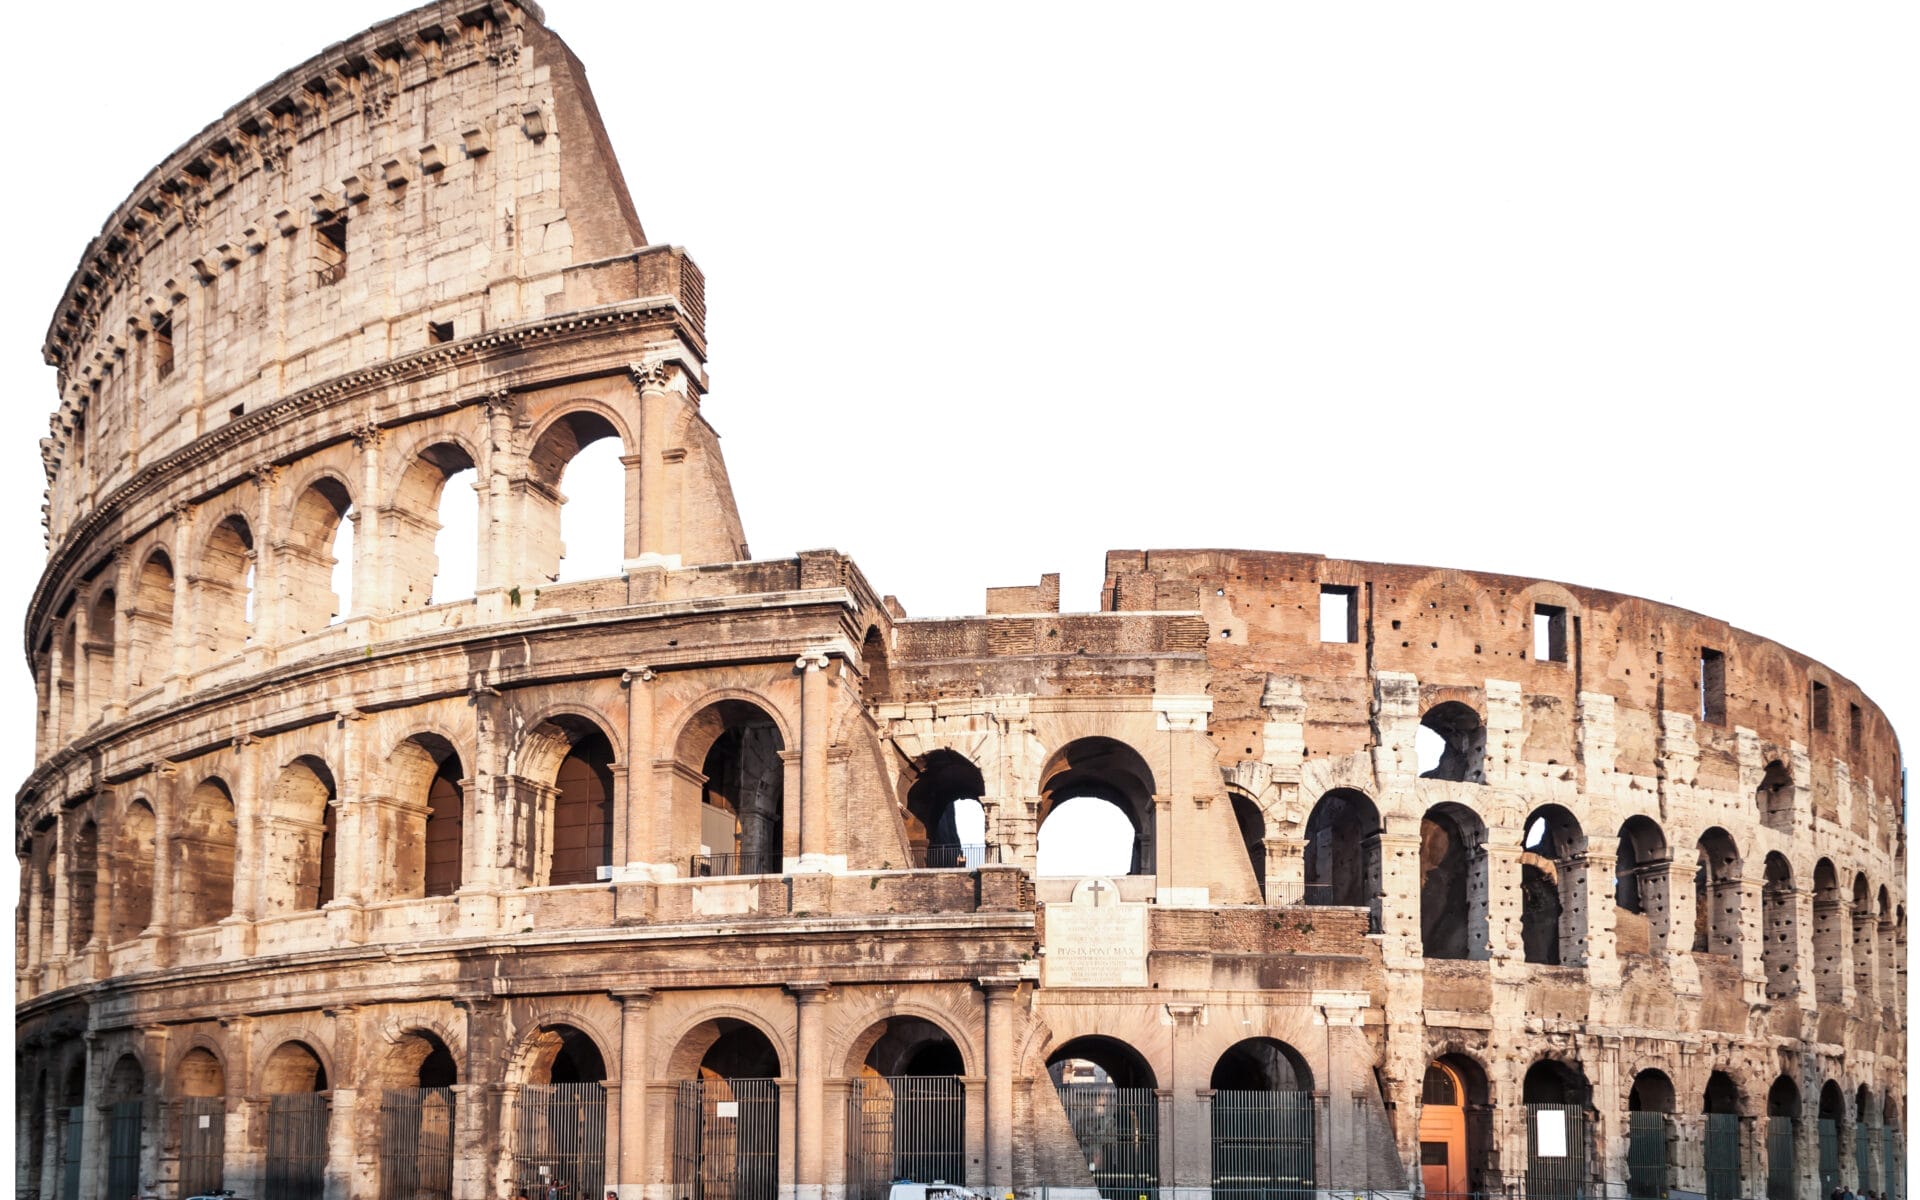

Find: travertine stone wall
<box><xmin>15</xmin><ymin>5</ymin><xmax>1903</xmax><ymax>1200</ymax></box>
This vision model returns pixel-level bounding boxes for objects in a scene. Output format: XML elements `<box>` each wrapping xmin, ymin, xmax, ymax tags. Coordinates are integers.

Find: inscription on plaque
<box><xmin>1042</xmin><ymin>877</ymin><xmax>1148</xmax><ymax>987</ymax></box>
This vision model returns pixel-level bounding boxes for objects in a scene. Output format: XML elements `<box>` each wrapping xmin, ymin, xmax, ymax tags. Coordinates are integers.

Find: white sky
<box><xmin>4</xmin><ymin>0</ymin><xmax>1916</xmax><ymax>1092</ymax></box>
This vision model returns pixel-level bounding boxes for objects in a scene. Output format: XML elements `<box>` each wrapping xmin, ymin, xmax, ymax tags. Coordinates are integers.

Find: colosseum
<box><xmin>13</xmin><ymin>3</ymin><xmax>1906</xmax><ymax>1200</ymax></box>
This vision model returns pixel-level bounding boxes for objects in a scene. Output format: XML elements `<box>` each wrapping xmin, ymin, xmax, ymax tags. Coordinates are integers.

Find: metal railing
<box><xmin>690</xmin><ymin>850</ymin><xmax>781</xmax><ymax>878</ymax></box>
<box><xmin>264</xmin><ymin>1092</ymin><xmax>331</xmax><ymax>1200</ymax></box>
<box><xmin>846</xmin><ymin>1075</ymin><xmax>965</xmax><ymax>1200</ymax></box>
<box><xmin>514</xmin><ymin>1082</ymin><xmax>607</xmax><ymax>1200</ymax></box>
<box><xmin>1056</xmin><ymin>1083</ymin><xmax>1159</xmax><ymax>1198</ymax></box>
<box><xmin>672</xmin><ymin>1077</ymin><xmax>779</xmax><ymax>1200</ymax></box>
<box><xmin>380</xmin><ymin>1086</ymin><xmax>455</xmax><ymax>1200</ymax></box>
<box><xmin>178</xmin><ymin>1095</ymin><xmax>227</xmax><ymax>1198</ymax></box>
<box><xmin>1211</xmin><ymin>1089</ymin><xmax>1316</xmax><ymax>1200</ymax></box>
<box><xmin>919</xmin><ymin>842</ymin><xmax>997</xmax><ymax>868</ymax></box>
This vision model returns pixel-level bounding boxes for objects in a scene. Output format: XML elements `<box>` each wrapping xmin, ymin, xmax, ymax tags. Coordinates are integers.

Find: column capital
<box><xmin>794</xmin><ymin>650</ymin><xmax>831</xmax><ymax>673</ymax></box>
<box><xmin>621</xmin><ymin>667</ymin><xmax>656</xmax><ymax>687</ymax></box>
<box><xmin>612</xmin><ymin>988</ymin><xmax>654</xmax><ymax>1010</ymax></box>
<box><xmin>787</xmin><ymin>980</ymin><xmax>832</xmax><ymax>1002</ymax></box>
<box><xmin>976</xmin><ymin>976</ymin><xmax>1023</xmax><ymax>997</ymax></box>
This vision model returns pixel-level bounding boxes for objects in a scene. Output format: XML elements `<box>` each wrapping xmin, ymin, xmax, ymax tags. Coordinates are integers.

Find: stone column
<box><xmin>980</xmin><ymin>978</ymin><xmax>1018</xmax><ymax>1192</ymax></box>
<box><xmin>615</xmin><ymin>991</ymin><xmax>652</xmax><ymax>1196</ymax></box>
<box><xmin>147</xmin><ymin>765</ymin><xmax>178</xmax><ymax>942</ymax></box>
<box><xmin>628</xmin><ymin>360</ymin><xmax>675</xmax><ymax>568</ymax></box>
<box><xmin>475</xmin><ymin>392</ymin><xmax>513</xmax><ymax>600</ymax></box>
<box><xmin>71</xmin><ymin>596</ymin><xmax>91</xmax><ymax>732</ymax></box>
<box><xmin>621</xmin><ymin>668</ymin><xmax>656</xmax><ymax>875</ymax></box>
<box><xmin>1376</xmin><ymin>830</ymin><xmax>1424</xmax><ymax>964</ymax></box>
<box><xmin>221</xmin><ymin>735</ymin><xmax>261</xmax><ymax>959</ymax></box>
<box><xmin>1266</xmin><ymin>834</ymin><xmax>1305</xmax><ymax>906</ymax></box>
<box><xmin>327</xmin><ymin>711</ymin><xmax>371</xmax><ymax>946</ymax></box>
<box><xmin>1662</xmin><ymin>860</ymin><xmax>1699</xmax><ymax>960</ymax></box>
<box><xmin>351</xmin><ymin>425</ymin><xmax>384</xmax><ymax>615</ymax></box>
<box><xmin>168</xmin><ymin>503</ymin><xmax>196</xmax><ymax>686</ymax></box>
<box><xmin>794</xmin><ymin>653</ymin><xmax>835</xmax><ymax>872</ymax></box>
<box><xmin>249</xmin><ymin>465</ymin><xmax>280</xmax><ymax>650</ymax></box>
<box><xmin>110</xmin><ymin>545</ymin><xmax>135</xmax><ymax>718</ymax></box>
<box><xmin>790</xmin><ymin>982</ymin><xmax>830</xmax><ymax>1200</ymax></box>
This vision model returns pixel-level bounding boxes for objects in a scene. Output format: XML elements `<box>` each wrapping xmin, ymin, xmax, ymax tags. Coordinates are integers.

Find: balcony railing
<box><xmin>918</xmin><ymin>842</ymin><xmax>999</xmax><ymax>869</ymax></box>
<box><xmin>690</xmin><ymin>850</ymin><xmax>781</xmax><ymax>878</ymax></box>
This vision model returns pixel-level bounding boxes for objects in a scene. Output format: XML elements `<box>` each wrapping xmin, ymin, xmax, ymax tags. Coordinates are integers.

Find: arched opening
<box><xmin>861</xmin><ymin>625</ymin><xmax>891</xmax><ymax>702</ymax></box>
<box><xmin>1855</xmin><ymin>1084</ymin><xmax>1880</xmax><ymax>1195</ymax></box>
<box><xmin>377</xmin><ymin>1031</ymin><xmax>457</xmax><ymax>1200</ymax></box>
<box><xmin>1304</xmin><ymin>789</ymin><xmax>1380</xmax><ymax>928</ymax></box>
<box><xmin>1877</xmin><ymin>886</ymin><xmax>1897</xmax><ymax>1006</ymax></box>
<box><xmin>55</xmin><ymin>614</ymin><xmax>76</xmax><ymax>739</ymax></box>
<box><xmin>1628</xmin><ymin>1069</ymin><xmax>1676</xmax><ymax>1200</ymax></box>
<box><xmin>1035</xmin><ymin>737</ymin><xmax>1156</xmax><ymax>877</ymax></box>
<box><xmin>27</xmin><ymin>832</ymin><xmax>53</xmax><ymax>966</ymax></box>
<box><xmin>262</xmin><ymin>757</ymin><xmax>338</xmax><ymax>914</ymax></box>
<box><xmin>527</xmin><ymin>410</ymin><xmax>625</xmax><ymax>583</ymax></box>
<box><xmin>847</xmin><ymin>1017</ymin><xmax>966</xmax><ymax>1196</ymax></box>
<box><xmin>1230</xmin><ymin>791</ymin><xmax>1269</xmax><ymax>902</ymax></box>
<box><xmin>1762</xmin><ymin>853</ymin><xmax>1797</xmax><ymax>996</ymax></box>
<box><xmin>1766</xmin><ymin>1076</ymin><xmax>1800</xmax><ymax>1200</ymax></box>
<box><xmin>1210</xmin><ymin>1038</ymin><xmax>1315</xmax><ymax>1199</ymax></box>
<box><xmin>1521</xmin><ymin>804</ymin><xmax>1585</xmax><ymax>965</ymax></box>
<box><xmin>1813</xmin><ymin>859</ymin><xmax>1844</xmax><ymax>1004</ymax></box>
<box><xmin>389</xmin><ymin>443</ymin><xmax>479</xmax><ymax>608</ymax></box>
<box><xmin>67</xmin><ymin>819</ymin><xmax>98</xmax><ymax>952</ymax></box>
<box><xmin>1047</xmin><ymin>1035</ymin><xmax>1160</xmax><ymax>1196</ymax></box>
<box><xmin>1418</xmin><ymin>702</ymin><xmax>1486</xmax><ymax>783</ymax></box>
<box><xmin>174</xmin><ymin>1047</ymin><xmax>227</xmax><ymax>1199</ymax></box>
<box><xmin>675</xmin><ymin>700</ymin><xmax>785</xmax><ymax>877</ymax></box>
<box><xmin>1418</xmin><ymin>1054</ymin><xmax>1492</xmax><ymax>1200</ymax></box>
<box><xmin>1614</xmin><ymin>816</ymin><xmax>1671</xmax><ymax>956</ymax></box>
<box><xmin>1757</xmin><ymin>759</ymin><xmax>1794</xmax><ymax>832</ymax></box>
<box><xmin>129</xmin><ymin>550</ymin><xmax>175</xmax><ymax>693</ymax></box>
<box><xmin>1692</xmin><ymin>827</ymin><xmax>1742</xmax><ymax>957</ymax></box>
<box><xmin>262</xmin><ymin>1041</ymin><xmax>331</xmax><ymax>1200</ymax></box>
<box><xmin>55</xmin><ymin>1060</ymin><xmax>86</xmax><ymax>1198</ymax></box>
<box><xmin>87</xmin><ymin>589</ymin><xmax>117</xmax><ymax>724</ymax></box>
<box><xmin>111</xmin><ymin>801</ymin><xmax>155</xmax><ymax>943</ymax></box>
<box><xmin>1818</xmin><ymin>1080</ymin><xmax>1846</xmax><ymax>1195</ymax></box>
<box><xmin>281</xmin><ymin>478</ymin><xmax>355</xmax><ymax>635</ymax></box>
<box><xmin>104</xmin><ymin>1054</ymin><xmax>147</xmax><ymax>1200</ymax></box>
<box><xmin>385</xmin><ymin>735</ymin><xmax>466</xmax><ymax>899</ymax></box>
<box><xmin>1703</xmin><ymin>1070</ymin><xmax>1743</xmax><ymax>1200</ymax></box>
<box><xmin>1852</xmin><ymin>873</ymin><xmax>1877</xmax><ymax>1003</ymax></box>
<box><xmin>198</xmin><ymin>514</ymin><xmax>254</xmax><ymax>658</ymax></box>
<box><xmin>520</xmin><ymin>717</ymin><xmax>617</xmax><ymax>888</ymax></box>
<box><xmin>1421</xmin><ymin>803</ymin><xmax>1488</xmax><ymax>961</ymax></box>
<box><xmin>904</xmin><ymin>750</ymin><xmax>987</xmax><ymax>869</ymax></box>
<box><xmin>1523</xmin><ymin>1060</ymin><xmax>1591</xmax><ymax>1200</ymax></box>
<box><xmin>672</xmin><ymin>1020</ymin><xmax>782</xmax><ymax>1200</ymax></box>
<box><xmin>171</xmin><ymin>779</ymin><xmax>236</xmax><ymax>930</ymax></box>
<box><xmin>516</xmin><ymin>1025</ymin><xmax>608</xmax><ymax>1198</ymax></box>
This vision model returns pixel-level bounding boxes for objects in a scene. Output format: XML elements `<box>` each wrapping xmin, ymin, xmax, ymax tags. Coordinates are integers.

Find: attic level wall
<box><xmin>40</xmin><ymin>0</ymin><xmax>653</xmax><ymax>545</ymax></box>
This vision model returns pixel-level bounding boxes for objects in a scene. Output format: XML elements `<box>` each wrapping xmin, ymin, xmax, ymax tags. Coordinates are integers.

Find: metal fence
<box><xmin>672</xmin><ymin>1077</ymin><xmax>779</xmax><ymax>1200</ymax></box>
<box><xmin>690</xmin><ymin>850</ymin><xmax>780</xmax><ymax>877</ymax></box>
<box><xmin>1884</xmin><ymin>1127</ymin><xmax>1902</xmax><ymax>1200</ymax></box>
<box><xmin>921</xmin><ymin>842</ymin><xmax>995</xmax><ymax>869</ymax></box>
<box><xmin>1626</xmin><ymin>1110</ymin><xmax>1669</xmax><ymax>1200</ymax></box>
<box><xmin>57</xmin><ymin>1106</ymin><xmax>82</xmax><ymax>1200</ymax></box>
<box><xmin>106</xmin><ymin>1099</ymin><xmax>144</xmax><ymax>1200</ymax></box>
<box><xmin>380</xmin><ymin>1086</ymin><xmax>455</xmax><ymax>1200</ymax></box>
<box><xmin>264</xmin><ymin>1093</ymin><xmax>331</xmax><ymax>1200</ymax></box>
<box><xmin>1056</xmin><ymin>1083</ymin><xmax>1159</xmax><ymax>1198</ymax></box>
<box><xmin>1704</xmin><ymin>1111</ymin><xmax>1741</xmax><ymax>1200</ymax></box>
<box><xmin>1524</xmin><ymin>1103</ymin><xmax>1588</xmax><ymax>1200</ymax></box>
<box><xmin>1858</xmin><ymin>1122</ymin><xmax>1878</xmax><ymax>1194</ymax></box>
<box><xmin>1820</xmin><ymin>1118</ymin><xmax>1840</xmax><ymax>1193</ymax></box>
<box><xmin>1766</xmin><ymin>1115</ymin><xmax>1796</xmax><ymax>1200</ymax></box>
<box><xmin>846</xmin><ymin>1075</ymin><xmax>966</xmax><ymax>1200</ymax></box>
<box><xmin>178</xmin><ymin>1096</ymin><xmax>227</xmax><ymax>1198</ymax></box>
<box><xmin>514</xmin><ymin>1082</ymin><xmax>607</xmax><ymax>1200</ymax></box>
<box><xmin>1210</xmin><ymin>1089</ymin><xmax>1315</xmax><ymax>1200</ymax></box>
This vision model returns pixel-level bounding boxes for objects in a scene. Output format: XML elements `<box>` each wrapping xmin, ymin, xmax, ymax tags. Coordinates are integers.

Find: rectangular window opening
<box><xmin>1534</xmin><ymin>603</ymin><xmax>1568</xmax><ymax>663</ymax></box>
<box><xmin>1319</xmin><ymin>584</ymin><xmax>1358</xmax><ymax>644</ymax></box>
<box><xmin>228</xmin><ymin>404</ymin><xmax>244</xmax><ymax>421</ymax></box>
<box><xmin>1811</xmin><ymin>680</ymin><xmax>1830</xmax><ymax>733</ymax></box>
<box><xmin>152</xmin><ymin>314</ymin><xmax>174</xmax><ymax>381</ymax></box>
<box><xmin>1699</xmin><ymin>647</ymin><xmax>1726</xmax><ymax>725</ymax></box>
<box><xmin>314</xmin><ymin>217</ymin><xmax>347</xmax><ymax>285</ymax></box>
<box><xmin>428</xmin><ymin>319</ymin><xmax>454</xmax><ymax>344</ymax></box>
<box><xmin>1850</xmin><ymin>701</ymin><xmax>1863</xmax><ymax>746</ymax></box>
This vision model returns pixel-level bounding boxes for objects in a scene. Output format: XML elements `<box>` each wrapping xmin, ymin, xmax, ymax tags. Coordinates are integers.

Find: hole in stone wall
<box><xmin>314</xmin><ymin>216</ymin><xmax>347</xmax><ymax>285</ymax></box>
<box><xmin>1811</xmin><ymin>681</ymin><xmax>1830</xmax><ymax>733</ymax></box>
<box><xmin>152</xmin><ymin>314</ymin><xmax>175</xmax><ymax>380</ymax></box>
<box><xmin>1533</xmin><ymin>604</ymin><xmax>1567</xmax><ymax>663</ymax></box>
<box><xmin>1320</xmin><ymin>585</ymin><xmax>1357</xmax><ymax>643</ymax></box>
<box><xmin>427</xmin><ymin>319</ymin><xmax>454</xmax><ymax>344</ymax></box>
<box><xmin>1699</xmin><ymin>647</ymin><xmax>1726</xmax><ymax>725</ymax></box>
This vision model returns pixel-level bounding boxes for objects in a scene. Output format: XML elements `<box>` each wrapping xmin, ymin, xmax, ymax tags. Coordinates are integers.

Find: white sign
<box><xmin>1535</xmin><ymin>1109</ymin><xmax>1567</xmax><ymax>1158</ymax></box>
<box><xmin>715</xmin><ymin>1100</ymin><xmax>739</xmax><ymax>1119</ymax></box>
<box><xmin>197</xmin><ymin>1114</ymin><xmax>211</xmax><ymax>1129</ymax></box>
<box><xmin>1042</xmin><ymin>878</ymin><xmax>1149</xmax><ymax>988</ymax></box>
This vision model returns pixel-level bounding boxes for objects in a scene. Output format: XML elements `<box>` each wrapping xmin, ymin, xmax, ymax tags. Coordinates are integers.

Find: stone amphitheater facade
<box><xmin>14</xmin><ymin>3</ymin><xmax>1905</xmax><ymax>1200</ymax></box>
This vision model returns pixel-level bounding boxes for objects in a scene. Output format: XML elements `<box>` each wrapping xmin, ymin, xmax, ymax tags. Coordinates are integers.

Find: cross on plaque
<box><xmin>1085</xmin><ymin>878</ymin><xmax>1111</xmax><ymax>906</ymax></box>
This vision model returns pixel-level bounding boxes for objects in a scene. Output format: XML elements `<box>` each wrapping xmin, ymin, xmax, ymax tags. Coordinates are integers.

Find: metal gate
<box><xmin>1626</xmin><ymin>1111</ymin><xmax>1669</xmax><ymax>1200</ymax></box>
<box><xmin>1704</xmin><ymin>1112</ymin><xmax>1741</xmax><ymax>1200</ymax></box>
<box><xmin>1819</xmin><ymin>1119</ymin><xmax>1839</xmax><ymax>1193</ymax></box>
<box><xmin>1056</xmin><ymin>1084</ymin><xmax>1159</xmax><ymax>1198</ymax></box>
<box><xmin>514</xmin><ymin>1082</ymin><xmax>607</xmax><ymax>1199</ymax></box>
<box><xmin>1766</xmin><ymin>1116</ymin><xmax>1796</xmax><ymax>1200</ymax></box>
<box><xmin>1883</xmin><ymin>1127</ymin><xmax>1900</xmax><ymax>1200</ymax></box>
<box><xmin>846</xmin><ymin>1076</ymin><xmax>965</xmax><ymax>1200</ymax></box>
<box><xmin>264</xmin><ymin>1093</ymin><xmax>331</xmax><ymax>1200</ymax></box>
<box><xmin>672</xmin><ymin>1078</ymin><xmax>779</xmax><ymax>1200</ymax></box>
<box><xmin>381</xmin><ymin>1087</ymin><xmax>455</xmax><ymax>1200</ymax></box>
<box><xmin>1210</xmin><ymin>1089</ymin><xmax>1315</xmax><ymax>1200</ymax></box>
<box><xmin>58</xmin><ymin>1107</ymin><xmax>83</xmax><ymax>1200</ymax></box>
<box><xmin>178</xmin><ymin>1096</ymin><xmax>227</xmax><ymax>1197</ymax></box>
<box><xmin>107</xmin><ymin>1099</ymin><xmax>145</xmax><ymax>1200</ymax></box>
<box><xmin>1524</xmin><ymin>1103</ymin><xmax>1588</xmax><ymax>1200</ymax></box>
<box><xmin>1858</xmin><ymin>1122</ymin><xmax>1877</xmax><ymax>1194</ymax></box>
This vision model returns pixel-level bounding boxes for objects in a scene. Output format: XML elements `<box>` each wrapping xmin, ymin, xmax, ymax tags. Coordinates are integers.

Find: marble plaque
<box><xmin>1042</xmin><ymin>877</ymin><xmax>1148</xmax><ymax>987</ymax></box>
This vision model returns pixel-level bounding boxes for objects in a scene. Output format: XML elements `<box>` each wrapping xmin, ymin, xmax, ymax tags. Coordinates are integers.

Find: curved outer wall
<box><xmin>16</xmin><ymin>5</ymin><xmax>1905</xmax><ymax>1200</ymax></box>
